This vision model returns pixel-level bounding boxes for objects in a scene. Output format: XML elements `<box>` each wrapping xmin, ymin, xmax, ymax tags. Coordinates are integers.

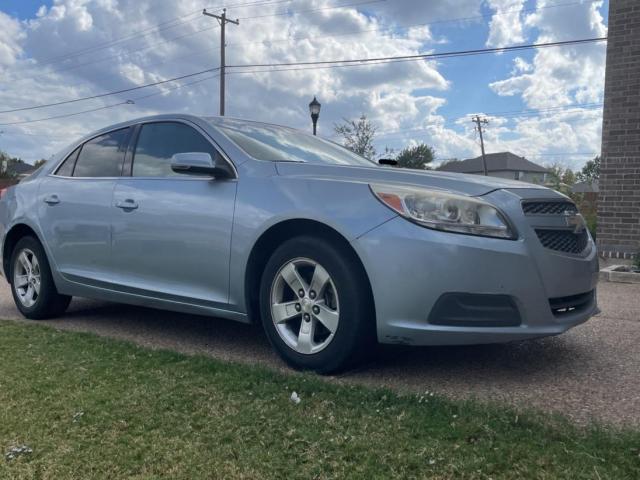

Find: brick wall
<box><xmin>598</xmin><ymin>0</ymin><xmax>640</xmax><ymax>259</ymax></box>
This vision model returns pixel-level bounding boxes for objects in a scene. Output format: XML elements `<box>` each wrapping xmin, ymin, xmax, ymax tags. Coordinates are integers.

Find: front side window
<box><xmin>73</xmin><ymin>128</ymin><xmax>130</xmax><ymax>177</ymax></box>
<box><xmin>132</xmin><ymin>122</ymin><xmax>222</xmax><ymax>177</ymax></box>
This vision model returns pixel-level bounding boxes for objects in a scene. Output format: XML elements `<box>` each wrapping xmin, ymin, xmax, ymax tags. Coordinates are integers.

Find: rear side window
<box><xmin>55</xmin><ymin>146</ymin><xmax>80</xmax><ymax>176</ymax></box>
<box><xmin>132</xmin><ymin>122</ymin><xmax>222</xmax><ymax>177</ymax></box>
<box><xmin>73</xmin><ymin>128</ymin><xmax>130</xmax><ymax>177</ymax></box>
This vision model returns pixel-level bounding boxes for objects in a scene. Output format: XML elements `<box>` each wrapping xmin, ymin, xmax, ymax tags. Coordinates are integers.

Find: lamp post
<box><xmin>309</xmin><ymin>96</ymin><xmax>321</xmax><ymax>135</ymax></box>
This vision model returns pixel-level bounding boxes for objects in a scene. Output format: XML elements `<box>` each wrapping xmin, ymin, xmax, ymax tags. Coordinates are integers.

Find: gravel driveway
<box><xmin>1</xmin><ymin>281</ymin><xmax>638</xmax><ymax>427</ymax></box>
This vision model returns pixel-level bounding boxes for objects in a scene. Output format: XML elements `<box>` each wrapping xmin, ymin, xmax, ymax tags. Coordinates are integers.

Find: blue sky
<box><xmin>0</xmin><ymin>0</ymin><xmax>608</xmax><ymax>168</ymax></box>
<box><xmin>3</xmin><ymin>0</ymin><xmax>50</xmax><ymax>20</ymax></box>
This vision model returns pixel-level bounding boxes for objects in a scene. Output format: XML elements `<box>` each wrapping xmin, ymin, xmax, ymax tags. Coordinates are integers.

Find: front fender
<box><xmin>227</xmin><ymin>173</ymin><xmax>396</xmax><ymax>311</ymax></box>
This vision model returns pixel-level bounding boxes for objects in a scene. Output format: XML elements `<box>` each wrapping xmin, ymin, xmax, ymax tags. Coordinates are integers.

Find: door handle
<box><xmin>44</xmin><ymin>194</ymin><xmax>60</xmax><ymax>205</ymax></box>
<box><xmin>116</xmin><ymin>199</ymin><xmax>138</xmax><ymax>210</ymax></box>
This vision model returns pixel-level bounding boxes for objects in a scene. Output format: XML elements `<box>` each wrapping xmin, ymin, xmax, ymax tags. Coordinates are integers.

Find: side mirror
<box><xmin>170</xmin><ymin>152</ymin><xmax>230</xmax><ymax>178</ymax></box>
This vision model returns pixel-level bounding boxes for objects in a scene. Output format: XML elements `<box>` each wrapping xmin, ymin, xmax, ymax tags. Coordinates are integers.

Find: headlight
<box><xmin>370</xmin><ymin>184</ymin><xmax>515</xmax><ymax>239</ymax></box>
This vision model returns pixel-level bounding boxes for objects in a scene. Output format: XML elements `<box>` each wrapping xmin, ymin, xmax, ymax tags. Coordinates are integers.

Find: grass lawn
<box><xmin>0</xmin><ymin>321</ymin><xmax>638</xmax><ymax>479</ymax></box>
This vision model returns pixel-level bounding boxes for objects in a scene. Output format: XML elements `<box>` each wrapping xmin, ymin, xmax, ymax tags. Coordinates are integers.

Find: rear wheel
<box><xmin>259</xmin><ymin>236</ymin><xmax>373</xmax><ymax>373</ymax></box>
<box><xmin>10</xmin><ymin>236</ymin><xmax>71</xmax><ymax>319</ymax></box>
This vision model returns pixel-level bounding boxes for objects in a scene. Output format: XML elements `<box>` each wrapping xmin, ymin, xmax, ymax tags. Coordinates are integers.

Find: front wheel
<box><xmin>259</xmin><ymin>236</ymin><xmax>373</xmax><ymax>373</ymax></box>
<box><xmin>10</xmin><ymin>236</ymin><xmax>71</xmax><ymax>319</ymax></box>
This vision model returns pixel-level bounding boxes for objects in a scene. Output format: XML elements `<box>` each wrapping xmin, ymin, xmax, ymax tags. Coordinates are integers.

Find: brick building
<box><xmin>598</xmin><ymin>0</ymin><xmax>640</xmax><ymax>259</ymax></box>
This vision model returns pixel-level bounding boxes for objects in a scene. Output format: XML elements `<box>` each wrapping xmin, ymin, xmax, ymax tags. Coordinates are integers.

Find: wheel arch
<box><xmin>244</xmin><ymin>218</ymin><xmax>375</xmax><ymax>325</ymax></box>
<box><xmin>2</xmin><ymin>223</ymin><xmax>42</xmax><ymax>282</ymax></box>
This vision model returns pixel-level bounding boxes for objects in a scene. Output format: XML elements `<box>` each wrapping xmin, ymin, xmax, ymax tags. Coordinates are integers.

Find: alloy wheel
<box><xmin>13</xmin><ymin>248</ymin><xmax>41</xmax><ymax>308</ymax></box>
<box><xmin>270</xmin><ymin>257</ymin><xmax>340</xmax><ymax>355</ymax></box>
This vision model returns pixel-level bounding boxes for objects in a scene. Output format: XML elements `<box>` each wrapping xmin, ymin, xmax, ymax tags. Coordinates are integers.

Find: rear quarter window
<box><xmin>54</xmin><ymin>147</ymin><xmax>80</xmax><ymax>177</ymax></box>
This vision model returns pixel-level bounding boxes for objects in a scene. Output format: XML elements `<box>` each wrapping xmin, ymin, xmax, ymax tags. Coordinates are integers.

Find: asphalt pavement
<box><xmin>1</xmin><ymin>280</ymin><xmax>638</xmax><ymax>427</ymax></box>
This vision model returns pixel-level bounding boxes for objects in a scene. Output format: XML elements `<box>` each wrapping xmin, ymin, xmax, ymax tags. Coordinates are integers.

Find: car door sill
<box><xmin>60</xmin><ymin>273</ymin><xmax>249</xmax><ymax>323</ymax></box>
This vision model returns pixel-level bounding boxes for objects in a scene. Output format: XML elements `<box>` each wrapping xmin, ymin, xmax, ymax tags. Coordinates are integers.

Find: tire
<box><xmin>259</xmin><ymin>236</ymin><xmax>374</xmax><ymax>374</ymax></box>
<box><xmin>10</xmin><ymin>236</ymin><xmax>71</xmax><ymax>319</ymax></box>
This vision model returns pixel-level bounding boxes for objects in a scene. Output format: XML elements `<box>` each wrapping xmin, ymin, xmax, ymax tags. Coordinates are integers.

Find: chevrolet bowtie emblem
<box><xmin>564</xmin><ymin>212</ymin><xmax>586</xmax><ymax>233</ymax></box>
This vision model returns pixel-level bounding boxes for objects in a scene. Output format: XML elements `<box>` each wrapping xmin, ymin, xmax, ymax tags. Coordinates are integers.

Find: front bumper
<box><xmin>353</xmin><ymin>188</ymin><xmax>599</xmax><ymax>346</ymax></box>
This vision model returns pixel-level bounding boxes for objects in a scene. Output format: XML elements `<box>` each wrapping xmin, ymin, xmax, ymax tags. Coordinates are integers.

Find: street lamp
<box><xmin>309</xmin><ymin>96</ymin><xmax>321</xmax><ymax>135</ymax></box>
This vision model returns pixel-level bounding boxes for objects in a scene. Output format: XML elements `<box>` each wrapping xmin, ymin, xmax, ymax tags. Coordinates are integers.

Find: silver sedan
<box><xmin>0</xmin><ymin>114</ymin><xmax>599</xmax><ymax>372</ymax></box>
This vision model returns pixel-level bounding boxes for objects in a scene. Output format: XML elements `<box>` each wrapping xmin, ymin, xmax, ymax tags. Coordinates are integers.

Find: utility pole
<box><xmin>472</xmin><ymin>115</ymin><xmax>489</xmax><ymax>176</ymax></box>
<box><xmin>203</xmin><ymin>8</ymin><xmax>239</xmax><ymax>116</ymax></box>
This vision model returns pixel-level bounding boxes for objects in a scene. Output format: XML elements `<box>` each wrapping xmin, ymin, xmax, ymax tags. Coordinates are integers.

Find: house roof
<box><xmin>438</xmin><ymin>152</ymin><xmax>549</xmax><ymax>174</ymax></box>
<box><xmin>8</xmin><ymin>162</ymin><xmax>36</xmax><ymax>175</ymax></box>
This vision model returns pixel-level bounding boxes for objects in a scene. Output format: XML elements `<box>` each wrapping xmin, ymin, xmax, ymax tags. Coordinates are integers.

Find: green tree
<box><xmin>0</xmin><ymin>151</ymin><xmax>18</xmax><ymax>179</ymax></box>
<box><xmin>333</xmin><ymin>114</ymin><xmax>377</xmax><ymax>159</ymax></box>
<box><xmin>576</xmin><ymin>155</ymin><xmax>600</xmax><ymax>183</ymax></box>
<box><xmin>561</xmin><ymin>168</ymin><xmax>576</xmax><ymax>186</ymax></box>
<box><xmin>33</xmin><ymin>159</ymin><xmax>47</xmax><ymax>169</ymax></box>
<box><xmin>395</xmin><ymin>143</ymin><xmax>435</xmax><ymax>170</ymax></box>
<box><xmin>546</xmin><ymin>163</ymin><xmax>574</xmax><ymax>196</ymax></box>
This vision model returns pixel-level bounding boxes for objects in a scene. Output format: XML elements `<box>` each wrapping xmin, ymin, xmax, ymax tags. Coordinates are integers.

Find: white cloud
<box><xmin>486</xmin><ymin>0</ymin><xmax>526</xmax><ymax>48</ymax></box>
<box><xmin>478</xmin><ymin>0</ymin><xmax>607</xmax><ymax>168</ymax></box>
<box><xmin>0</xmin><ymin>11</ymin><xmax>24</xmax><ymax>69</ymax></box>
<box><xmin>490</xmin><ymin>0</ymin><xmax>607</xmax><ymax>108</ymax></box>
<box><xmin>511</xmin><ymin>56</ymin><xmax>532</xmax><ymax>74</ymax></box>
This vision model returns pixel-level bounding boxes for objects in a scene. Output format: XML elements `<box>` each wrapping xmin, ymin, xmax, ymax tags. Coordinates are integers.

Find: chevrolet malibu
<box><xmin>0</xmin><ymin>114</ymin><xmax>599</xmax><ymax>372</ymax></box>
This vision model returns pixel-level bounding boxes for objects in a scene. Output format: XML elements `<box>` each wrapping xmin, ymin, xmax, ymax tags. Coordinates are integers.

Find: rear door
<box><xmin>37</xmin><ymin>127</ymin><xmax>131</xmax><ymax>283</ymax></box>
<box><xmin>110</xmin><ymin>120</ymin><xmax>237</xmax><ymax>307</ymax></box>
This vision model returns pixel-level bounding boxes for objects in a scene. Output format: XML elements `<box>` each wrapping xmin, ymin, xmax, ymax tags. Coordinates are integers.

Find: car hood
<box><xmin>275</xmin><ymin>162</ymin><xmax>549</xmax><ymax>197</ymax></box>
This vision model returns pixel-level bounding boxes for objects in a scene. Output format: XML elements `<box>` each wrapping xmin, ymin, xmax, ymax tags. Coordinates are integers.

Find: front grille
<box><xmin>535</xmin><ymin>229</ymin><xmax>588</xmax><ymax>254</ymax></box>
<box><xmin>522</xmin><ymin>201</ymin><xmax>577</xmax><ymax>215</ymax></box>
<box><xmin>549</xmin><ymin>290</ymin><xmax>594</xmax><ymax>316</ymax></box>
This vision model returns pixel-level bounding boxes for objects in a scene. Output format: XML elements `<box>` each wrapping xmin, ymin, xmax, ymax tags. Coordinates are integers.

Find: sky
<box><xmin>0</xmin><ymin>0</ymin><xmax>608</xmax><ymax>168</ymax></box>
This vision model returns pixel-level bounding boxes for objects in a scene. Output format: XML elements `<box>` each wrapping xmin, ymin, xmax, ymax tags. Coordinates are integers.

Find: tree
<box><xmin>561</xmin><ymin>168</ymin><xmax>576</xmax><ymax>186</ymax></box>
<box><xmin>545</xmin><ymin>163</ymin><xmax>575</xmax><ymax>196</ymax></box>
<box><xmin>395</xmin><ymin>143</ymin><xmax>435</xmax><ymax>170</ymax></box>
<box><xmin>0</xmin><ymin>151</ymin><xmax>17</xmax><ymax>179</ymax></box>
<box><xmin>576</xmin><ymin>155</ymin><xmax>600</xmax><ymax>183</ymax></box>
<box><xmin>333</xmin><ymin>114</ymin><xmax>377</xmax><ymax>159</ymax></box>
<box><xmin>34</xmin><ymin>159</ymin><xmax>47</xmax><ymax>169</ymax></box>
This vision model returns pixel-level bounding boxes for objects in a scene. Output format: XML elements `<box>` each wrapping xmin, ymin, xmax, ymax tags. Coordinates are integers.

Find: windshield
<box><xmin>210</xmin><ymin>119</ymin><xmax>376</xmax><ymax>167</ymax></box>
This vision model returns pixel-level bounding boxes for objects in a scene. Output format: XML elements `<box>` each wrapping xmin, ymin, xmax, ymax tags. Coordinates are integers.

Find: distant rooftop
<box><xmin>438</xmin><ymin>152</ymin><xmax>548</xmax><ymax>174</ymax></box>
<box><xmin>9</xmin><ymin>162</ymin><xmax>36</xmax><ymax>175</ymax></box>
<box><xmin>572</xmin><ymin>180</ymin><xmax>599</xmax><ymax>193</ymax></box>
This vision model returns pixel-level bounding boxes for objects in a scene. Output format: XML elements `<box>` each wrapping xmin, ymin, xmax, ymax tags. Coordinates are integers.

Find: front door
<box><xmin>110</xmin><ymin>121</ymin><xmax>237</xmax><ymax>307</ymax></box>
<box><xmin>37</xmin><ymin>127</ymin><xmax>130</xmax><ymax>283</ymax></box>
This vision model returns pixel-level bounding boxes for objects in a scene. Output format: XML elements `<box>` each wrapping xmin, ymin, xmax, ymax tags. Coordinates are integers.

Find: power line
<box><xmin>0</xmin><ymin>101</ymin><xmax>134</xmax><ymax>126</ymax></box>
<box><xmin>373</xmin><ymin>105</ymin><xmax>605</xmax><ymax>139</ymax></box>
<box><xmin>238</xmin><ymin>0</ymin><xmax>385</xmax><ymax>20</ymax></box>
<box><xmin>0</xmin><ymin>73</ymin><xmax>221</xmax><ymax>127</ymax></box>
<box><xmin>49</xmin><ymin>23</ymin><xmax>220</xmax><ymax>75</ymax></box>
<box><xmin>0</xmin><ymin>68</ymin><xmax>220</xmax><ymax>114</ymax></box>
<box><xmin>37</xmin><ymin>10</ymin><xmax>204</xmax><ymax>66</ymax></box>
<box><xmin>41</xmin><ymin>0</ymin><xmax>598</xmax><ymax>77</ymax></box>
<box><xmin>37</xmin><ymin>0</ymin><xmax>297</xmax><ymax>67</ymax></box>
<box><xmin>25</xmin><ymin>0</ymin><xmax>600</xmax><ymax>81</ymax></box>
<box><xmin>0</xmin><ymin>37</ymin><xmax>606</xmax><ymax>116</ymax></box>
<box><xmin>49</xmin><ymin>0</ymin><xmax>384</xmax><ymax>74</ymax></box>
<box><xmin>226</xmin><ymin>37</ymin><xmax>606</xmax><ymax>69</ymax></box>
<box><xmin>228</xmin><ymin>0</ymin><xmax>601</xmax><ymax>48</ymax></box>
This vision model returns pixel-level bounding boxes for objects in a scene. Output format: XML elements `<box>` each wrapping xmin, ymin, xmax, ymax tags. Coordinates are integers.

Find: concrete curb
<box><xmin>599</xmin><ymin>265</ymin><xmax>640</xmax><ymax>284</ymax></box>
